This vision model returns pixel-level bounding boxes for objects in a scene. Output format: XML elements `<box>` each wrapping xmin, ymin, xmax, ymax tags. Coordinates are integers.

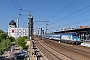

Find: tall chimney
<box><xmin>16</xmin><ymin>18</ymin><xmax>19</xmax><ymax>28</ymax></box>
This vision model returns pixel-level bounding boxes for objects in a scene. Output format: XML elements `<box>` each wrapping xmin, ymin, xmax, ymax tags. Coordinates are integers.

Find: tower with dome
<box><xmin>8</xmin><ymin>19</ymin><xmax>28</xmax><ymax>38</ymax></box>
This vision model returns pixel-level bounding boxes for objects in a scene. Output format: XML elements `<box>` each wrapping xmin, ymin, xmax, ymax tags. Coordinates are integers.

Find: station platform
<box><xmin>81</xmin><ymin>42</ymin><xmax>90</xmax><ymax>47</ymax></box>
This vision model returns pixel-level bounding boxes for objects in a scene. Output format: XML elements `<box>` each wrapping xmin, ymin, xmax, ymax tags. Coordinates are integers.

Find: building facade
<box><xmin>8</xmin><ymin>20</ymin><xmax>28</xmax><ymax>38</ymax></box>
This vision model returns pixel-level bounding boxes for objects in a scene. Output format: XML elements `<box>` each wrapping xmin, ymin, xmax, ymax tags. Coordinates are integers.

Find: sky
<box><xmin>1</xmin><ymin>0</ymin><xmax>90</xmax><ymax>33</ymax></box>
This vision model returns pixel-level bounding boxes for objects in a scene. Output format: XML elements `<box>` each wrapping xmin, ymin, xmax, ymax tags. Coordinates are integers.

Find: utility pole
<box><xmin>28</xmin><ymin>14</ymin><xmax>34</xmax><ymax>40</ymax></box>
<box><xmin>28</xmin><ymin>14</ymin><xmax>34</xmax><ymax>60</ymax></box>
<box><xmin>19</xmin><ymin>9</ymin><xmax>34</xmax><ymax>60</ymax></box>
<box><xmin>46</xmin><ymin>21</ymin><xmax>49</xmax><ymax>33</ymax></box>
<box><xmin>41</xmin><ymin>28</ymin><xmax>42</xmax><ymax>40</ymax></box>
<box><xmin>34</xmin><ymin>21</ymin><xmax>50</xmax><ymax>33</ymax></box>
<box><xmin>19</xmin><ymin>9</ymin><xmax>34</xmax><ymax>40</ymax></box>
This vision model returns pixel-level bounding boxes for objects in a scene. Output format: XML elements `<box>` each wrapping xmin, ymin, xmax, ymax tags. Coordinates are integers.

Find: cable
<box><xmin>16</xmin><ymin>0</ymin><xmax>48</xmax><ymax>21</ymax></box>
<box><xmin>17</xmin><ymin>0</ymin><xmax>21</xmax><ymax>9</ymax></box>
<box><xmin>34</xmin><ymin>0</ymin><xmax>75</xmax><ymax>32</ymax></box>
<box><xmin>16</xmin><ymin>0</ymin><xmax>49</xmax><ymax>22</ymax></box>
<box><xmin>49</xmin><ymin>6</ymin><xmax>90</xmax><ymax>26</ymax></box>
<box><xmin>40</xmin><ymin>5</ymin><xmax>90</xmax><ymax>32</ymax></box>
<box><xmin>68</xmin><ymin>19</ymin><xmax>90</xmax><ymax>27</ymax></box>
<box><xmin>32</xmin><ymin>0</ymin><xmax>75</xmax><ymax>30</ymax></box>
<box><xmin>51</xmin><ymin>18</ymin><xmax>90</xmax><ymax>31</ymax></box>
<box><xmin>66</xmin><ymin>9</ymin><xmax>90</xmax><ymax>20</ymax></box>
<box><xmin>61</xmin><ymin>10</ymin><xmax>90</xmax><ymax>28</ymax></box>
<box><xmin>56</xmin><ymin>13</ymin><xmax>90</xmax><ymax>30</ymax></box>
<box><xmin>12</xmin><ymin>0</ymin><xmax>20</xmax><ymax>14</ymax></box>
<box><xmin>46</xmin><ymin>6</ymin><xmax>90</xmax><ymax>31</ymax></box>
<box><xmin>48</xmin><ymin>0</ymin><xmax>75</xmax><ymax>20</ymax></box>
<box><xmin>30</xmin><ymin>10</ymin><xmax>49</xmax><ymax>21</ymax></box>
<box><xmin>53</xmin><ymin>13</ymin><xmax>90</xmax><ymax>30</ymax></box>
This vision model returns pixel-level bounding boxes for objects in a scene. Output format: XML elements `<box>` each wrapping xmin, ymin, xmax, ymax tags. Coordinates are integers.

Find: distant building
<box><xmin>80</xmin><ymin>26</ymin><xmax>90</xmax><ymax>29</ymax></box>
<box><xmin>8</xmin><ymin>19</ymin><xmax>28</xmax><ymax>38</ymax></box>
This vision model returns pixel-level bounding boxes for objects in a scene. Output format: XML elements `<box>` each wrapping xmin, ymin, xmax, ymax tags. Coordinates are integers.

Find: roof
<box><xmin>54</xmin><ymin>28</ymin><xmax>90</xmax><ymax>34</ymax></box>
<box><xmin>9</xmin><ymin>20</ymin><xmax>16</xmax><ymax>25</ymax></box>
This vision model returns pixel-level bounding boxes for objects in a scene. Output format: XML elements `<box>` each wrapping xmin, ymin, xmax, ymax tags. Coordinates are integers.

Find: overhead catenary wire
<box><xmin>16</xmin><ymin>0</ymin><xmax>75</xmax><ymax>23</ymax></box>
<box><xmin>36</xmin><ymin>0</ymin><xmax>76</xmax><ymax>31</ymax></box>
<box><xmin>39</xmin><ymin>2</ymin><xmax>90</xmax><ymax>32</ymax></box>
<box><xmin>17</xmin><ymin>0</ymin><xmax>21</xmax><ymax>9</ymax></box>
<box><xmin>16</xmin><ymin>0</ymin><xmax>49</xmax><ymax>23</ymax></box>
<box><xmin>19</xmin><ymin>2</ymin><xmax>89</xmax><ymax>32</ymax></box>
<box><xmin>49</xmin><ymin>6</ymin><xmax>90</xmax><ymax>26</ymax></box>
<box><xmin>60</xmin><ymin>10</ymin><xmax>90</xmax><ymax>28</ymax></box>
<box><xmin>62</xmin><ymin>18</ymin><xmax>90</xmax><ymax>28</ymax></box>
<box><xmin>48</xmin><ymin>0</ymin><xmax>75</xmax><ymax>20</ymax></box>
<box><xmin>16</xmin><ymin>0</ymin><xmax>48</xmax><ymax>21</ymax></box>
<box><xmin>47</xmin><ymin>6</ymin><xmax>90</xmax><ymax>31</ymax></box>
<box><xmin>66</xmin><ymin>9</ymin><xmax>90</xmax><ymax>20</ymax></box>
<box><xmin>30</xmin><ymin>10</ymin><xmax>49</xmax><ymax>21</ymax></box>
<box><xmin>30</xmin><ymin>0</ymin><xmax>75</xmax><ymax>23</ymax></box>
<box><xmin>12</xmin><ymin>0</ymin><xmax>20</xmax><ymax>14</ymax></box>
<box><xmin>55</xmin><ymin>13</ymin><xmax>90</xmax><ymax>30</ymax></box>
<box><xmin>16</xmin><ymin>0</ymin><xmax>28</xmax><ymax>28</ymax></box>
<box><xmin>69</xmin><ymin>9</ymin><xmax>90</xmax><ymax>25</ymax></box>
<box><xmin>15</xmin><ymin>0</ymin><xmax>76</xmax><ymax>32</ymax></box>
<box><xmin>16</xmin><ymin>1</ymin><xmax>48</xmax><ymax>33</ymax></box>
<box><xmin>14</xmin><ymin>0</ymin><xmax>90</xmax><ymax>32</ymax></box>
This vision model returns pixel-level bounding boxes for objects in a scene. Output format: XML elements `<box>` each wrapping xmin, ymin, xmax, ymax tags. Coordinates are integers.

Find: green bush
<box><xmin>0</xmin><ymin>30</ymin><xmax>13</xmax><ymax>55</ymax></box>
<box><xmin>17</xmin><ymin>36</ymin><xmax>28</xmax><ymax>49</ymax></box>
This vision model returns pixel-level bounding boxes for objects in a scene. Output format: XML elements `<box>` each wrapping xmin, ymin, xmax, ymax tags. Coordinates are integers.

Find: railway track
<box><xmin>43</xmin><ymin>39</ymin><xmax>90</xmax><ymax>60</ymax></box>
<box><xmin>35</xmin><ymin>40</ymin><xmax>75</xmax><ymax>60</ymax></box>
<box><xmin>46</xmin><ymin>39</ymin><xmax>90</xmax><ymax>57</ymax></box>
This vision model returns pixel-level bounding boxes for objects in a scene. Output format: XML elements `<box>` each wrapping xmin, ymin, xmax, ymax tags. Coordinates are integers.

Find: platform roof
<box><xmin>54</xmin><ymin>28</ymin><xmax>90</xmax><ymax>34</ymax></box>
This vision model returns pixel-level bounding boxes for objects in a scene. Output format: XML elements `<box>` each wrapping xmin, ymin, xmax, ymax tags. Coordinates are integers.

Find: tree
<box><xmin>0</xmin><ymin>30</ymin><xmax>4</xmax><ymax>33</ymax></box>
<box><xmin>0</xmin><ymin>30</ymin><xmax>12</xmax><ymax>55</ymax></box>
<box><xmin>17</xmin><ymin>36</ymin><xmax>28</xmax><ymax>49</ymax></box>
<box><xmin>9</xmin><ymin>36</ymin><xmax>15</xmax><ymax>42</ymax></box>
<box><xmin>0</xmin><ymin>39</ymin><xmax>12</xmax><ymax>55</ymax></box>
<box><xmin>0</xmin><ymin>30</ymin><xmax>8</xmax><ymax>42</ymax></box>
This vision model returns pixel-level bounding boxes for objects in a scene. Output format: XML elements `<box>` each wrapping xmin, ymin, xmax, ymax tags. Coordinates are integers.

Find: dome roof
<box><xmin>9</xmin><ymin>20</ymin><xmax>16</xmax><ymax>25</ymax></box>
